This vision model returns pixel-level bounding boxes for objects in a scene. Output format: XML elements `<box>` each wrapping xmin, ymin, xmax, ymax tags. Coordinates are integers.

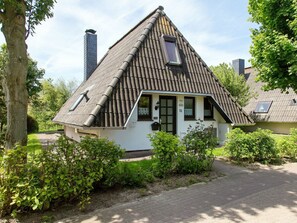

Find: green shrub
<box><xmin>0</xmin><ymin>135</ymin><xmax>124</xmax><ymax>216</ymax></box>
<box><xmin>182</xmin><ymin>120</ymin><xmax>217</xmax><ymax>158</ymax></box>
<box><xmin>225</xmin><ymin>128</ymin><xmax>278</xmax><ymax>163</ymax></box>
<box><xmin>148</xmin><ymin>131</ymin><xmax>184</xmax><ymax>177</ymax></box>
<box><xmin>27</xmin><ymin>115</ymin><xmax>39</xmax><ymax>133</ymax></box>
<box><xmin>250</xmin><ymin>129</ymin><xmax>277</xmax><ymax>162</ymax></box>
<box><xmin>278</xmin><ymin>128</ymin><xmax>297</xmax><ymax>160</ymax></box>
<box><xmin>102</xmin><ymin>160</ymin><xmax>155</xmax><ymax>188</ymax></box>
<box><xmin>176</xmin><ymin>151</ymin><xmax>213</xmax><ymax>174</ymax></box>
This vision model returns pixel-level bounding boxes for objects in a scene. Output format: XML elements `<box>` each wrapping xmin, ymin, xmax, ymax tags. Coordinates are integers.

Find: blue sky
<box><xmin>0</xmin><ymin>0</ymin><xmax>256</xmax><ymax>83</ymax></box>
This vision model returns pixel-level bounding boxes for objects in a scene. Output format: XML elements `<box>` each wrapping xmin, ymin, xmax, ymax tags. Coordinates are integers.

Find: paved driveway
<box><xmin>56</xmin><ymin>160</ymin><xmax>297</xmax><ymax>223</ymax></box>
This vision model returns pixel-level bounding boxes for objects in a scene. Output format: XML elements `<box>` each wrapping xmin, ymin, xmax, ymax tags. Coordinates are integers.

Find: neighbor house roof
<box><xmin>53</xmin><ymin>6</ymin><xmax>253</xmax><ymax>128</ymax></box>
<box><xmin>244</xmin><ymin>67</ymin><xmax>297</xmax><ymax>123</ymax></box>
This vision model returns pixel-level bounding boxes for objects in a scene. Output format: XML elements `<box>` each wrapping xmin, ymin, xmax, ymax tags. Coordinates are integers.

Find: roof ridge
<box><xmin>162</xmin><ymin>14</ymin><xmax>253</xmax><ymax>125</ymax></box>
<box><xmin>83</xmin><ymin>7</ymin><xmax>164</xmax><ymax>126</ymax></box>
<box><xmin>109</xmin><ymin>6</ymin><xmax>164</xmax><ymax>50</ymax></box>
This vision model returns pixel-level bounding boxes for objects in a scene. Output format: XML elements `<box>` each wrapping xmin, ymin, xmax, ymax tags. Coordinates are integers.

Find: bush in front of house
<box><xmin>278</xmin><ymin>128</ymin><xmax>297</xmax><ymax>160</ymax></box>
<box><xmin>0</xmin><ymin>135</ymin><xmax>124</xmax><ymax>216</ymax></box>
<box><xmin>225</xmin><ymin>128</ymin><xmax>278</xmax><ymax>163</ymax></box>
<box><xmin>148</xmin><ymin>131</ymin><xmax>185</xmax><ymax>177</ymax></box>
<box><xmin>177</xmin><ymin>121</ymin><xmax>216</xmax><ymax>174</ymax></box>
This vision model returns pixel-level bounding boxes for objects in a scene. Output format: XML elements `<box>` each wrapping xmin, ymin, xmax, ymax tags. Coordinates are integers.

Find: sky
<box><xmin>0</xmin><ymin>0</ymin><xmax>257</xmax><ymax>83</ymax></box>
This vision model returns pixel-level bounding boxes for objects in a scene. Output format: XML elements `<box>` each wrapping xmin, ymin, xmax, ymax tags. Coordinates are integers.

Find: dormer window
<box><xmin>69</xmin><ymin>90</ymin><xmax>89</xmax><ymax>111</ymax></box>
<box><xmin>160</xmin><ymin>35</ymin><xmax>181</xmax><ymax>66</ymax></box>
<box><xmin>254</xmin><ymin>101</ymin><xmax>272</xmax><ymax>113</ymax></box>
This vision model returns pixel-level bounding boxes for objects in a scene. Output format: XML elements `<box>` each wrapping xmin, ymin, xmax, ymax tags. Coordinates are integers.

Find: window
<box><xmin>138</xmin><ymin>95</ymin><xmax>152</xmax><ymax>120</ymax></box>
<box><xmin>69</xmin><ymin>91</ymin><xmax>89</xmax><ymax>111</ymax></box>
<box><xmin>160</xmin><ymin>35</ymin><xmax>181</xmax><ymax>65</ymax></box>
<box><xmin>204</xmin><ymin>98</ymin><xmax>214</xmax><ymax>119</ymax></box>
<box><xmin>291</xmin><ymin>98</ymin><xmax>297</xmax><ymax>106</ymax></box>
<box><xmin>254</xmin><ymin>101</ymin><xmax>272</xmax><ymax>113</ymax></box>
<box><xmin>184</xmin><ymin>97</ymin><xmax>195</xmax><ymax>120</ymax></box>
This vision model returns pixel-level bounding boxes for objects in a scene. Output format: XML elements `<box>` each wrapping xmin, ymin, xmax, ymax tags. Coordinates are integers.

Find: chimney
<box><xmin>84</xmin><ymin>29</ymin><xmax>97</xmax><ymax>81</ymax></box>
<box><xmin>232</xmin><ymin>59</ymin><xmax>245</xmax><ymax>75</ymax></box>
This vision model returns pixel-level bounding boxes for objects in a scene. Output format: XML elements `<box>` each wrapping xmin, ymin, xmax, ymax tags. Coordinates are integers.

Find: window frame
<box><xmin>204</xmin><ymin>98</ymin><xmax>214</xmax><ymax>120</ymax></box>
<box><xmin>184</xmin><ymin>97</ymin><xmax>195</xmax><ymax>120</ymax></box>
<box><xmin>254</xmin><ymin>101</ymin><xmax>272</xmax><ymax>113</ymax></box>
<box><xmin>137</xmin><ymin>95</ymin><xmax>152</xmax><ymax>121</ymax></box>
<box><xmin>69</xmin><ymin>90</ymin><xmax>89</xmax><ymax>111</ymax></box>
<box><xmin>160</xmin><ymin>34</ymin><xmax>182</xmax><ymax>66</ymax></box>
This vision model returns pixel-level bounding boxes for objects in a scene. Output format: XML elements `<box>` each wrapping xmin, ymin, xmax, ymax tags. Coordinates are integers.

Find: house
<box><xmin>232</xmin><ymin>59</ymin><xmax>297</xmax><ymax>134</ymax></box>
<box><xmin>53</xmin><ymin>6</ymin><xmax>253</xmax><ymax>151</ymax></box>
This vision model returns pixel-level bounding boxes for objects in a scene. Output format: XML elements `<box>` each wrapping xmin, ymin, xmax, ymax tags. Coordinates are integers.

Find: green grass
<box><xmin>123</xmin><ymin>159</ymin><xmax>153</xmax><ymax>171</ymax></box>
<box><xmin>212</xmin><ymin>147</ymin><xmax>226</xmax><ymax>157</ymax></box>
<box><xmin>27</xmin><ymin>133</ymin><xmax>42</xmax><ymax>155</ymax></box>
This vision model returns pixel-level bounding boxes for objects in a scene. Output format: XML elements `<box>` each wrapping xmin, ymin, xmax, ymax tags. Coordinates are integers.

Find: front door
<box><xmin>159</xmin><ymin>96</ymin><xmax>176</xmax><ymax>135</ymax></box>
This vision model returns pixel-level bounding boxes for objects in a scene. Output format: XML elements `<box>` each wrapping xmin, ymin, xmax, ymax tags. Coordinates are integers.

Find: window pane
<box><xmin>204</xmin><ymin>98</ymin><xmax>213</xmax><ymax>118</ymax></box>
<box><xmin>161</xmin><ymin>124</ymin><xmax>166</xmax><ymax>131</ymax></box>
<box><xmin>165</xmin><ymin>41</ymin><xmax>178</xmax><ymax>62</ymax></box>
<box><xmin>139</xmin><ymin>97</ymin><xmax>150</xmax><ymax>115</ymax></box>
<box><xmin>255</xmin><ymin>101</ymin><xmax>272</xmax><ymax>113</ymax></box>
<box><xmin>167</xmin><ymin>116</ymin><xmax>173</xmax><ymax>123</ymax></box>
<box><xmin>184</xmin><ymin>98</ymin><xmax>194</xmax><ymax>116</ymax></box>
<box><xmin>167</xmin><ymin>124</ymin><xmax>173</xmax><ymax>131</ymax></box>
<box><xmin>138</xmin><ymin>95</ymin><xmax>151</xmax><ymax>119</ymax></box>
<box><xmin>168</xmin><ymin>108</ymin><xmax>173</xmax><ymax>115</ymax></box>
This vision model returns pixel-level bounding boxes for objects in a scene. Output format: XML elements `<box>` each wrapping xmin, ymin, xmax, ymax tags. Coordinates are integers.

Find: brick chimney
<box><xmin>84</xmin><ymin>29</ymin><xmax>97</xmax><ymax>81</ymax></box>
<box><xmin>232</xmin><ymin>59</ymin><xmax>245</xmax><ymax>75</ymax></box>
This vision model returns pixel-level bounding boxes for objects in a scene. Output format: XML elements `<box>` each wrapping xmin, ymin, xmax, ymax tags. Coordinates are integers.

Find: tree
<box><xmin>30</xmin><ymin>79</ymin><xmax>77</xmax><ymax>131</ymax></box>
<box><xmin>210</xmin><ymin>63</ymin><xmax>253</xmax><ymax>107</ymax></box>
<box><xmin>249</xmin><ymin>0</ymin><xmax>297</xmax><ymax>92</ymax></box>
<box><xmin>0</xmin><ymin>0</ymin><xmax>56</xmax><ymax>148</ymax></box>
<box><xmin>0</xmin><ymin>44</ymin><xmax>45</xmax><ymax>148</ymax></box>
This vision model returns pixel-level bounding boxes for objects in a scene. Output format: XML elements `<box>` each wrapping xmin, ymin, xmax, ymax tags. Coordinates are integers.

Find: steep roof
<box><xmin>54</xmin><ymin>6</ymin><xmax>253</xmax><ymax>127</ymax></box>
<box><xmin>244</xmin><ymin>67</ymin><xmax>297</xmax><ymax>122</ymax></box>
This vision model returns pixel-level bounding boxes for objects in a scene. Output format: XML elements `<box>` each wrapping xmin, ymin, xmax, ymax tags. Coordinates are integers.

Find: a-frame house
<box><xmin>54</xmin><ymin>6</ymin><xmax>253</xmax><ymax>151</ymax></box>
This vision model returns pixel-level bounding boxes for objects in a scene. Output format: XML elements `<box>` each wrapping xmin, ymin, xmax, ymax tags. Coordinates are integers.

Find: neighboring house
<box><xmin>53</xmin><ymin>6</ymin><xmax>253</xmax><ymax>151</ymax></box>
<box><xmin>236</xmin><ymin>60</ymin><xmax>297</xmax><ymax>134</ymax></box>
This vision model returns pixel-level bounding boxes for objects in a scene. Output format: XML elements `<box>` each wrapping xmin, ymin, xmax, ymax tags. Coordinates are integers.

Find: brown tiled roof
<box><xmin>54</xmin><ymin>6</ymin><xmax>253</xmax><ymax>127</ymax></box>
<box><xmin>244</xmin><ymin>67</ymin><xmax>297</xmax><ymax>123</ymax></box>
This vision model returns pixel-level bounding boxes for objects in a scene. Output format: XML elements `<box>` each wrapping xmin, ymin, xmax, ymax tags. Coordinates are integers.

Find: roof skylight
<box><xmin>254</xmin><ymin>101</ymin><xmax>272</xmax><ymax>113</ymax></box>
<box><xmin>69</xmin><ymin>90</ymin><xmax>89</xmax><ymax>111</ymax></box>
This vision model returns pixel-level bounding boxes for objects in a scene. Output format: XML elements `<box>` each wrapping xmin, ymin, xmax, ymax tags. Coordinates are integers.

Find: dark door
<box><xmin>159</xmin><ymin>96</ymin><xmax>176</xmax><ymax>135</ymax></box>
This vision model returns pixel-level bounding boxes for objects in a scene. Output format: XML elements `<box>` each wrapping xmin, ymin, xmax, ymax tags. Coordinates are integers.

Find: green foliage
<box><xmin>249</xmin><ymin>0</ymin><xmax>297</xmax><ymax>92</ymax></box>
<box><xmin>27</xmin><ymin>115</ymin><xmax>39</xmax><ymax>133</ymax></box>
<box><xmin>178</xmin><ymin>121</ymin><xmax>216</xmax><ymax>174</ymax></box>
<box><xmin>182</xmin><ymin>120</ymin><xmax>217</xmax><ymax>159</ymax></box>
<box><xmin>30</xmin><ymin>79</ymin><xmax>77</xmax><ymax>131</ymax></box>
<box><xmin>103</xmin><ymin>161</ymin><xmax>155</xmax><ymax>188</ymax></box>
<box><xmin>0</xmin><ymin>136</ymin><xmax>124</xmax><ymax>216</ymax></box>
<box><xmin>225</xmin><ymin>128</ymin><xmax>278</xmax><ymax>163</ymax></box>
<box><xmin>210</xmin><ymin>63</ymin><xmax>254</xmax><ymax>106</ymax></box>
<box><xmin>278</xmin><ymin>128</ymin><xmax>297</xmax><ymax>159</ymax></box>
<box><xmin>176</xmin><ymin>152</ymin><xmax>213</xmax><ymax>174</ymax></box>
<box><xmin>149</xmin><ymin>131</ymin><xmax>185</xmax><ymax>177</ymax></box>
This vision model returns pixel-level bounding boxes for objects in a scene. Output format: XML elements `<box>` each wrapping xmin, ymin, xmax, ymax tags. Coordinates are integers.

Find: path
<box><xmin>55</xmin><ymin>160</ymin><xmax>297</xmax><ymax>223</ymax></box>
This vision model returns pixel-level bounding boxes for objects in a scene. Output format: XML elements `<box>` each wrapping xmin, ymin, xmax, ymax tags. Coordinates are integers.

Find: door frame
<box><xmin>159</xmin><ymin>96</ymin><xmax>177</xmax><ymax>135</ymax></box>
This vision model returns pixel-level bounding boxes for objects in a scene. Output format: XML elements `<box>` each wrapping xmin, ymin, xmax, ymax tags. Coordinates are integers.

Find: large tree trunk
<box><xmin>1</xmin><ymin>1</ymin><xmax>28</xmax><ymax>149</ymax></box>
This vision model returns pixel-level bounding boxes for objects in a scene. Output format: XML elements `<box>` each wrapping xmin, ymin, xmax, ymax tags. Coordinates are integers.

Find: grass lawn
<box><xmin>27</xmin><ymin>133</ymin><xmax>42</xmax><ymax>155</ymax></box>
<box><xmin>124</xmin><ymin>159</ymin><xmax>153</xmax><ymax>171</ymax></box>
<box><xmin>212</xmin><ymin>147</ymin><xmax>226</xmax><ymax>157</ymax></box>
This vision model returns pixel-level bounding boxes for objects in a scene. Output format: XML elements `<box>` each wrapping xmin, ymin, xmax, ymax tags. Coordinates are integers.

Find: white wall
<box><xmin>64</xmin><ymin>93</ymin><xmax>231</xmax><ymax>151</ymax></box>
